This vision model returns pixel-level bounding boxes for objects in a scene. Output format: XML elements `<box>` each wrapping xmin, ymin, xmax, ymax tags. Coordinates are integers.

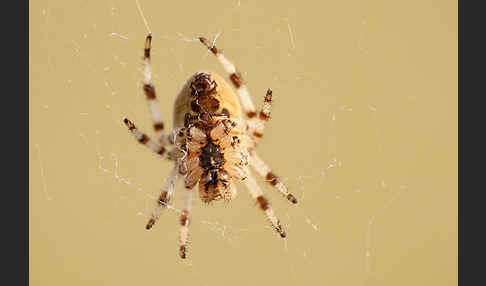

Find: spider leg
<box><xmin>179</xmin><ymin>184</ymin><xmax>195</xmax><ymax>259</ymax></box>
<box><xmin>248</xmin><ymin>88</ymin><xmax>273</xmax><ymax>139</ymax></box>
<box><xmin>175</xmin><ymin>149</ymin><xmax>206</xmax><ymax>259</ymax></box>
<box><xmin>146</xmin><ymin>161</ymin><xmax>181</xmax><ymax>230</ymax></box>
<box><xmin>250</xmin><ymin>152</ymin><xmax>297</xmax><ymax>204</ymax></box>
<box><xmin>199</xmin><ymin>37</ymin><xmax>257</xmax><ymax>120</ymax></box>
<box><xmin>159</xmin><ymin>127</ymin><xmax>188</xmax><ymax>147</ymax></box>
<box><xmin>123</xmin><ymin>118</ymin><xmax>169</xmax><ymax>157</ymax></box>
<box><xmin>142</xmin><ymin>34</ymin><xmax>166</xmax><ymax>138</ymax></box>
<box><xmin>243</xmin><ymin>174</ymin><xmax>286</xmax><ymax>238</ymax></box>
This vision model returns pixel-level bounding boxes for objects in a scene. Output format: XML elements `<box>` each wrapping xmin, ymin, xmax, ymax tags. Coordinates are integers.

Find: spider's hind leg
<box><xmin>248</xmin><ymin>88</ymin><xmax>273</xmax><ymax>139</ymax></box>
<box><xmin>199</xmin><ymin>38</ymin><xmax>276</xmax><ymax>140</ymax></box>
<box><xmin>199</xmin><ymin>37</ymin><xmax>257</xmax><ymax>120</ymax></box>
<box><xmin>142</xmin><ymin>34</ymin><xmax>166</xmax><ymax>139</ymax></box>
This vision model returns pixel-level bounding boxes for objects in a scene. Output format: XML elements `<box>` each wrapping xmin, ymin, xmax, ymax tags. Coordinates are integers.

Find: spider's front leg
<box><xmin>124</xmin><ymin>118</ymin><xmax>186</xmax><ymax>230</ymax></box>
<box><xmin>244</xmin><ymin>174</ymin><xmax>286</xmax><ymax>238</ymax></box>
<box><xmin>250</xmin><ymin>151</ymin><xmax>297</xmax><ymax>204</ymax></box>
<box><xmin>146</xmin><ymin>161</ymin><xmax>181</xmax><ymax>230</ymax></box>
<box><xmin>179</xmin><ymin>186</ymin><xmax>194</xmax><ymax>259</ymax></box>
<box><xmin>178</xmin><ymin>148</ymin><xmax>205</xmax><ymax>259</ymax></box>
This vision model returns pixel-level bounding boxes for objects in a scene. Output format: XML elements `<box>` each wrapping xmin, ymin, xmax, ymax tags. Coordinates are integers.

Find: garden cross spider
<box><xmin>123</xmin><ymin>34</ymin><xmax>297</xmax><ymax>259</ymax></box>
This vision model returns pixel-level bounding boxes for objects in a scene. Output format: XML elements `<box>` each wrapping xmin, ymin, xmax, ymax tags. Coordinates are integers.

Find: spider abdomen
<box><xmin>173</xmin><ymin>71</ymin><xmax>242</xmax><ymax>128</ymax></box>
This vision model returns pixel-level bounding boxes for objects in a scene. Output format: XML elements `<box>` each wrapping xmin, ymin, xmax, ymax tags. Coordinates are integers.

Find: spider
<box><xmin>123</xmin><ymin>34</ymin><xmax>297</xmax><ymax>259</ymax></box>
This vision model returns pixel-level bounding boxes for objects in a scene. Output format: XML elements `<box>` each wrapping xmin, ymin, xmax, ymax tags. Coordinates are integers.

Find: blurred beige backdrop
<box><xmin>30</xmin><ymin>0</ymin><xmax>457</xmax><ymax>285</ymax></box>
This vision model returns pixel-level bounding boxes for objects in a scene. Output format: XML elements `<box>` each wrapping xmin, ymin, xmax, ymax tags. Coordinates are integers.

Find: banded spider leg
<box><xmin>124</xmin><ymin>34</ymin><xmax>188</xmax><ymax>230</ymax></box>
<box><xmin>200</xmin><ymin>37</ymin><xmax>297</xmax><ymax>237</ymax></box>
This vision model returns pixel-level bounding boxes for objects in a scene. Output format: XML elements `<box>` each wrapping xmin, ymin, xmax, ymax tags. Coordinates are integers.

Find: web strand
<box><xmin>135</xmin><ymin>0</ymin><xmax>151</xmax><ymax>34</ymax></box>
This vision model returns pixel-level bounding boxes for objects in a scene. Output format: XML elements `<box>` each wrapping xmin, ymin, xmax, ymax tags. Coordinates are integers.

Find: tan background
<box><xmin>30</xmin><ymin>0</ymin><xmax>457</xmax><ymax>285</ymax></box>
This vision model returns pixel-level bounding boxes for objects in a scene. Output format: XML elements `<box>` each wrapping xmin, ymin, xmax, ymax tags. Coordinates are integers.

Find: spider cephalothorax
<box><xmin>123</xmin><ymin>34</ymin><xmax>297</xmax><ymax>259</ymax></box>
<box><xmin>182</xmin><ymin>110</ymin><xmax>248</xmax><ymax>203</ymax></box>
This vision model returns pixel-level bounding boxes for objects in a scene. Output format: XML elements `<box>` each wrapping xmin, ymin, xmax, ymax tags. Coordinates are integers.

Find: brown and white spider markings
<box><xmin>123</xmin><ymin>34</ymin><xmax>297</xmax><ymax>259</ymax></box>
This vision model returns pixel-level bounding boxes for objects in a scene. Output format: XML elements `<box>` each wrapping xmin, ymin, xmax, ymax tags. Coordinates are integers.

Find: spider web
<box><xmin>31</xmin><ymin>1</ymin><xmax>419</xmax><ymax>285</ymax></box>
